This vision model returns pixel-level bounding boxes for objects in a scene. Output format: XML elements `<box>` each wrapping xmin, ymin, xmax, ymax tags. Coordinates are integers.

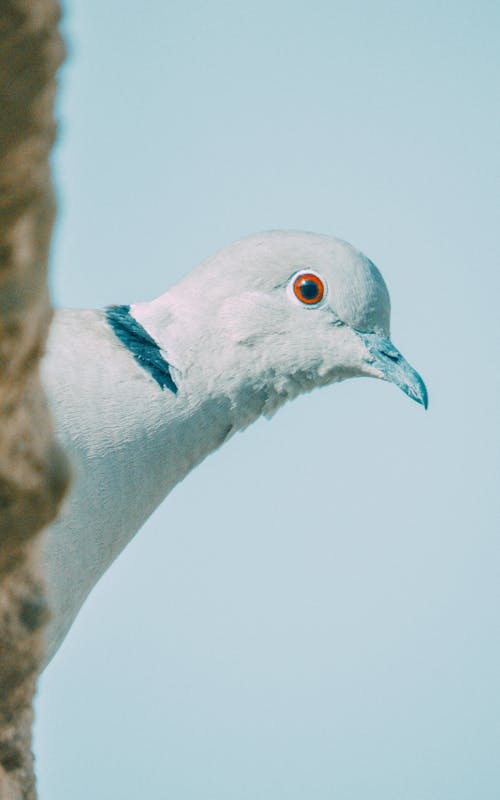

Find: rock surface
<box><xmin>0</xmin><ymin>2</ymin><xmax>69</xmax><ymax>797</ymax></box>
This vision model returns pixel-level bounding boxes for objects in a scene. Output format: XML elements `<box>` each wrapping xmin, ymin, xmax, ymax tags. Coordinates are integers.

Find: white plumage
<box><xmin>41</xmin><ymin>231</ymin><xmax>427</xmax><ymax>663</ymax></box>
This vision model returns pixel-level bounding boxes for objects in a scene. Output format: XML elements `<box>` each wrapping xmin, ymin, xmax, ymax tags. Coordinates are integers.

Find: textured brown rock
<box><xmin>0</xmin><ymin>1</ymin><xmax>69</xmax><ymax>798</ymax></box>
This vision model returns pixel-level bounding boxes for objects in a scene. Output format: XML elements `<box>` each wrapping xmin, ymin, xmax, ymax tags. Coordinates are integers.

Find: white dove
<box><xmin>41</xmin><ymin>231</ymin><xmax>427</xmax><ymax>663</ymax></box>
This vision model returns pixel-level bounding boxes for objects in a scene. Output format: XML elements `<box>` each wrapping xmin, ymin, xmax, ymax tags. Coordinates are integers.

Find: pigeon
<box><xmin>41</xmin><ymin>231</ymin><xmax>427</xmax><ymax>663</ymax></box>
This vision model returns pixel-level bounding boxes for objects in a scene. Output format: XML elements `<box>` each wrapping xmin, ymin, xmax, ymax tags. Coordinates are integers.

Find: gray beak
<box><xmin>357</xmin><ymin>332</ymin><xmax>428</xmax><ymax>409</ymax></box>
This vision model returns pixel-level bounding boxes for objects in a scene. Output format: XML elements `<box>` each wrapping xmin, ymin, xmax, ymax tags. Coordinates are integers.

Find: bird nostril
<box><xmin>382</xmin><ymin>351</ymin><xmax>400</xmax><ymax>362</ymax></box>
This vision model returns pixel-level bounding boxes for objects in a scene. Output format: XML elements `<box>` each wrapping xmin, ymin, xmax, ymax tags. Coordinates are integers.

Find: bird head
<box><xmin>135</xmin><ymin>231</ymin><xmax>427</xmax><ymax>425</ymax></box>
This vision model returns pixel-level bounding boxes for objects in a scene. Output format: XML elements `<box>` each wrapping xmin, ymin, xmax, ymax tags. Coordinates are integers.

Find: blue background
<box><xmin>35</xmin><ymin>2</ymin><xmax>499</xmax><ymax>798</ymax></box>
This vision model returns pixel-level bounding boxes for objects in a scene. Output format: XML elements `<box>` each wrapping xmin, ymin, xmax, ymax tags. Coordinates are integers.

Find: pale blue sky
<box><xmin>35</xmin><ymin>2</ymin><xmax>499</xmax><ymax>798</ymax></box>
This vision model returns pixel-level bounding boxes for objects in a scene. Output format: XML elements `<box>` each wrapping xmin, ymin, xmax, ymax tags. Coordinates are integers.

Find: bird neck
<box><xmin>43</xmin><ymin>309</ymin><xmax>241</xmax><ymax>660</ymax></box>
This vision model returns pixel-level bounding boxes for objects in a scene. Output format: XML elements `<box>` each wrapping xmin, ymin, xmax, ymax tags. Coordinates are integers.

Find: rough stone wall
<box><xmin>0</xmin><ymin>2</ymin><xmax>69</xmax><ymax>798</ymax></box>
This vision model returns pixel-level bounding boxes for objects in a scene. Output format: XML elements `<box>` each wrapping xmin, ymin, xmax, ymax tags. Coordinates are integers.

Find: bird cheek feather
<box><xmin>217</xmin><ymin>292</ymin><xmax>290</xmax><ymax>346</ymax></box>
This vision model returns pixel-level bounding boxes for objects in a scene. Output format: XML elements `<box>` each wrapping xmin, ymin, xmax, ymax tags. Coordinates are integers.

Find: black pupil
<box><xmin>298</xmin><ymin>278</ymin><xmax>320</xmax><ymax>300</ymax></box>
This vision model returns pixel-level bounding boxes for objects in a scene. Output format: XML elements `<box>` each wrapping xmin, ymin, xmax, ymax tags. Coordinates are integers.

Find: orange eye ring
<box><xmin>292</xmin><ymin>271</ymin><xmax>326</xmax><ymax>306</ymax></box>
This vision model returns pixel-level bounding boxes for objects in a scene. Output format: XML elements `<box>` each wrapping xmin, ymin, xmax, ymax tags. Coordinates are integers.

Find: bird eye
<box><xmin>290</xmin><ymin>270</ymin><xmax>326</xmax><ymax>307</ymax></box>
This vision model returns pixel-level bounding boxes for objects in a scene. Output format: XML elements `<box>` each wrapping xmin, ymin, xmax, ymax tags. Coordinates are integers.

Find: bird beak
<box><xmin>357</xmin><ymin>332</ymin><xmax>428</xmax><ymax>409</ymax></box>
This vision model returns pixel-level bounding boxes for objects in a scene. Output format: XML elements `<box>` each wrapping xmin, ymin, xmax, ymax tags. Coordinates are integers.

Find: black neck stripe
<box><xmin>105</xmin><ymin>305</ymin><xmax>178</xmax><ymax>394</ymax></box>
